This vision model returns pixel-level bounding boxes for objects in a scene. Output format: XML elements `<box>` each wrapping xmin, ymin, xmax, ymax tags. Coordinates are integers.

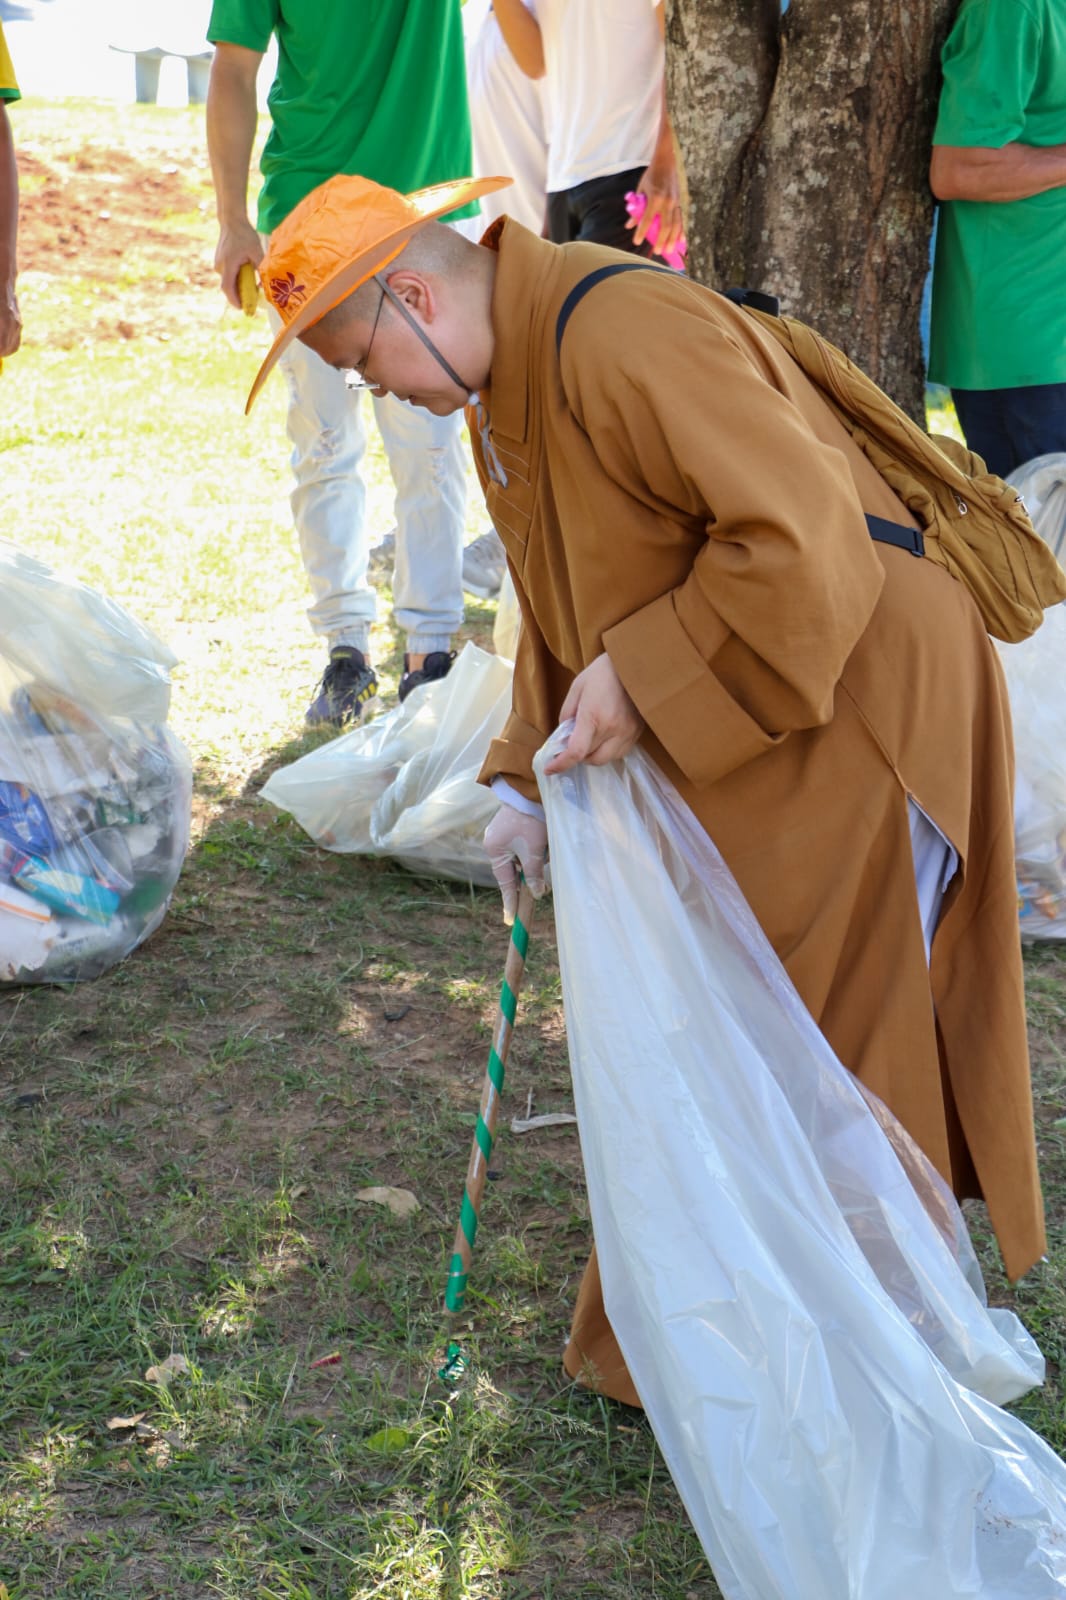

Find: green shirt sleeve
<box><xmin>208</xmin><ymin>0</ymin><xmax>278</xmax><ymax>54</ymax></box>
<box><xmin>933</xmin><ymin>0</ymin><xmax>1042</xmax><ymax>148</ymax></box>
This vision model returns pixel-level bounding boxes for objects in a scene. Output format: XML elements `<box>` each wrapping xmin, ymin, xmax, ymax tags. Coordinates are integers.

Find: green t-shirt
<box><xmin>207</xmin><ymin>0</ymin><xmax>476</xmax><ymax>234</ymax></box>
<box><xmin>929</xmin><ymin>0</ymin><xmax>1066</xmax><ymax>389</ymax></box>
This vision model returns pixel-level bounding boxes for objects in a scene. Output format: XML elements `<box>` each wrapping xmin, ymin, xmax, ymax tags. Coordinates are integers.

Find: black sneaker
<box><xmin>398</xmin><ymin>649</ymin><xmax>456</xmax><ymax>703</ymax></box>
<box><xmin>305</xmin><ymin>646</ymin><xmax>379</xmax><ymax>727</ymax></box>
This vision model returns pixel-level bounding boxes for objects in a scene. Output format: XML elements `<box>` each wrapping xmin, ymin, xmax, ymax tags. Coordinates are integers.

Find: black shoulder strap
<box><xmin>552</xmin><ymin>266</ymin><xmax>923</xmax><ymax>557</ymax></box>
<box><xmin>554</xmin><ymin>264</ymin><xmax>780</xmax><ymax>358</ymax></box>
<box><xmin>555</xmin><ymin>261</ymin><xmax>670</xmax><ymax>357</ymax></box>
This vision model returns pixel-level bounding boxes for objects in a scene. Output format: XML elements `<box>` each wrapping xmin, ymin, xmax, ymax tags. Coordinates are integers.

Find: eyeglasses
<box><xmin>343</xmin><ymin>282</ymin><xmax>386</xmax><ymax>392</ymax></box>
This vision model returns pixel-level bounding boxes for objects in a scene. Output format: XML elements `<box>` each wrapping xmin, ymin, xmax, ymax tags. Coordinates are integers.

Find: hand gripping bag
<box><xmin>260</xmin><ymin>643</ymin><xmax>512</xmax><ymax>886</ymax></box>
<box><xmin>0</xmin><ymin>543</ymin><xmax>191</xmax><ymax>983</ymax></box>
<box><xmin>536</xmin><ymin>735</ymin><xmax>1066</xmax><ymax>1600</ymax></box>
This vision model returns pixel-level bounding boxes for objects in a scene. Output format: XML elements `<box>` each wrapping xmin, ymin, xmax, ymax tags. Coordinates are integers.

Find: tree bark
<box><xmin>667</xmin><ymin>0</ymin><xmax>960</xmax><ymax>420</ymax></box>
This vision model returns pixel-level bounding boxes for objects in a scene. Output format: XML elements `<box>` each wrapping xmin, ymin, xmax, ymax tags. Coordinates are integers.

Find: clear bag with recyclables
<box><xmin>260</xmin><ymin>642</ymin><xmax>512</xmax><ymax>886</ymax></box>
<box><xmin>1007</xmin><ymin>451</ymin><xmax>1066</xmax><ymax>564</ymax></box>
<box><xmin>997</xmin><ymin>602</ymin><xmax>1066</xmax><ymax>940</ymax></box>
<box><xmin>536</xmin><ymin>733</ymin><xmax>1066</xmax><ymax>1600</ymax></box>
<box><xmin>0</xmin><ymin>542</ymin><xmax>191</xmax><ymax>983</ymax></box>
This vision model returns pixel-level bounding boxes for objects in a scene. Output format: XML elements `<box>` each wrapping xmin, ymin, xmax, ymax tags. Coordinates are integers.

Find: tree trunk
<box><xmin>666</xmin><ymin>0</ymin><xmax>960</xmax><ymax>420</ymax></box>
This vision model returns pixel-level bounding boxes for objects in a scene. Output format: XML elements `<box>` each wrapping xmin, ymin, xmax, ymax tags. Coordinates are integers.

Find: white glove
<box><xmin>483</xmin><ymin>803</ymin><xmax>549</xmax><ymax>925</ymax></box>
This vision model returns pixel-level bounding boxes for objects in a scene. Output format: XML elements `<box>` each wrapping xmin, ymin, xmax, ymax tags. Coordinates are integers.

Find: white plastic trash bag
<box><xmin>1008</xmin><ymin>452</ymin><xmax>1066</xmax><ymax>563</ymax></box>
<box><xmin>0</xmin><ymin>543</ymin><xmax>177</xmax><ymax>724</ymax></box>
<box><xmin>260</xmin><ymin>643</ymin><xmax>512</xmax><ymax>886</ymax></box>
<box><xmin>537</xmin><ymin>734</ymin><xmax>1066</xmax><ymax>1600</ymax></box>
<box><xmin>997</xmin><ymin>603</ymin><xmax>1066</xmax><ymax>939</ymax></box>
<box><xmin>0</xmin><ymin>542</ymin><xmax>191</xmax><ymax>984</ymax></box>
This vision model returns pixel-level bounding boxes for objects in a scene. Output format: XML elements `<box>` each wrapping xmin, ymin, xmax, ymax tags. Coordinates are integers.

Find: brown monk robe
<box><xmin>471</xmin><ymin>219</ymin><xmax>1045</xmax><ymax>1408</ymax></box>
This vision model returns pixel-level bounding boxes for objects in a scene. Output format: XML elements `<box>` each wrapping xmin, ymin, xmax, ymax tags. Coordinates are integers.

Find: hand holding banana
<box><xmin>237</xmin><ymin>262</ymin><xmax>259</xmax><ymax>316</ymax></box>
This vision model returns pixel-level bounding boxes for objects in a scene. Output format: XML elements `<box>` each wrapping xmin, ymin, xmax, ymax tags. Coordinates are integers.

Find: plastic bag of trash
<box><xmin>1007</xmin><ymin>451</ymin><xmax>1066</xmax><ymax>563</ymax></box>
<box><xmin>998</xmin><ymin>602</ymin><xmax>1066</xmax><ymax>939</ymax></box>
<box><xmin>260</xmin><ymin>643</ymin><xmax>512</xmax><ymax>886</ymax></box>
<box><xmin>537</xmin><ymin>733</ymin><xmax>1066</xmax><ymax>1600</ymax></box>
<box><xmin>0</xmin><ymin>543</ymin><xmax>191</xmax><ymax>984</ymax></box>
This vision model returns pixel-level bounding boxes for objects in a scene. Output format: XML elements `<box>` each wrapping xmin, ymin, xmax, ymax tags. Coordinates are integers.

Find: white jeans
<box><xmin>268</xmin><ymin>305</ymin><xmax>468</xmax><ymax>656</ymax></box>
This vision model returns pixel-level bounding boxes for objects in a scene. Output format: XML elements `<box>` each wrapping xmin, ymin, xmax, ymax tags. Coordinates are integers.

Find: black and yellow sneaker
<box><xmin>305</xmin><ymin>646</ymin><xmax>378</xmax><ymax>727</ymax></box>
<box><xmin>397</xmin><ymin>649</ymin><xmax>456</xmax><ymax>704</ymax></box>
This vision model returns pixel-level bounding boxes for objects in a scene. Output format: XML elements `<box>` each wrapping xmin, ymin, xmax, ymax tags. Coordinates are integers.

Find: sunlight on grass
<box><xmin>925</xmin><ymin>384</ymin><xmax>964</xmax><ymax>442</ymax></box>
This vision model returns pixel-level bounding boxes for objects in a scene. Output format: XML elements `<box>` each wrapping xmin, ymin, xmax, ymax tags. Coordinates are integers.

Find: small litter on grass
<box><xmin>308</xmin><ymin>1350</ymin><xmax>341</xmax><ymax>1370</ymax></box>
<box><xmin>144</xmin><ymin>1353</ymin><xmax>190</xmax><ymax>1384</ymax></box>
<box><xmin>365</xmin><ymin>1425</ymin><xmax>412</xmax><ymax>1455</ymax></box>
<box><xmin>10</xmin><ymin>1090</ymin><xmax>45</xmax><ymax>1110</ymax></box>
<box><xmin>355</xmin><ymin>1186</ymin><xmax>420</xmax><ymax>1218</ymax></box>
<box><xmin>510</xmin><ymin>1111</ymin><xmax>578</xmax><ymax>1134</ymax></box>
<box><xmin>438</xmin><ymin>1340</ymin><xmax>467</xmax><ymax>1384</ymax></box>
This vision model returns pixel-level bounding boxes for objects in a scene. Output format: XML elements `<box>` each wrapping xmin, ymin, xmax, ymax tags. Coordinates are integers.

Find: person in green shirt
<box><xmin>206</xmin><ymin>0</ymin><xmax>484</xmax><ymax>724</ymax></box>
<box><xmin>929</xmin><ymin>0</ymin><xmax>1066</xmax><ymax>477</ymax></box>
<box><xmin>0</xmin><ymin>20</ymin><xmax>21</xmax><ymax>361</ymax></box>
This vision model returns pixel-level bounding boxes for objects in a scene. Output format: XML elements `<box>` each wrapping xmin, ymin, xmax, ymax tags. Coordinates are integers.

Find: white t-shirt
<box><xmin>465</xmin><ymin>0</ymin><xmax>549</xmax><ymax>234</ymax></box>
<box><xmin>539</xmin><ymin>0</ymin><xmax>663</xmax><ymax>194</ymax></box>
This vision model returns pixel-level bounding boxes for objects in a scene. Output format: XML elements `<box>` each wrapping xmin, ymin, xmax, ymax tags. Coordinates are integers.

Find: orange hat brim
<box><xmin>245</xmin><ymin>175</ymin><xmax>512</xmax><ymax>414</ymax></box>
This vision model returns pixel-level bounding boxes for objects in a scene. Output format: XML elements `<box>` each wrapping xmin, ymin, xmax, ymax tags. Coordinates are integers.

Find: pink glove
<box><xmin>483</xmin><ymin>803</ymin><xmax>549</xmax><ymax>925</ymax></box>
<box><xmin>624</xmin><ymin>190</ymin><xmax>688</xmax><ymax>272</ymax></box>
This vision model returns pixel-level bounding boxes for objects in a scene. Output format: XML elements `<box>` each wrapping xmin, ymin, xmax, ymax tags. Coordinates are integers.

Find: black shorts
<box><xmin>546</xmin><ymin>165</ymin><xmax>657</xmax><ymax>257</ymax></box>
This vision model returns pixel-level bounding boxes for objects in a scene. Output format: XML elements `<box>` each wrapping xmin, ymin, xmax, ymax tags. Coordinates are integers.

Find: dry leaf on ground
<box><xmin>107</xmin><ymin>1412</ymin><xmax>147</xmax><ymax>1431</ymax></box>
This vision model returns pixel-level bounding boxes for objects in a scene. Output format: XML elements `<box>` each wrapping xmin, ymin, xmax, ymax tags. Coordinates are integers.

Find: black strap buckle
<box><xmin>865</xmin><ymin>514</ymin><xmax>925</xmax><ymax>557</ymax></box>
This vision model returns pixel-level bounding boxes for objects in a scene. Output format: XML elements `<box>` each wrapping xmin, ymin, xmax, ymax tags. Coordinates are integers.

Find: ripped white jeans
<box><xmin>267</xmin><ymin>302</ymin><xmax>468</xmax><ymax>656</ymax></box>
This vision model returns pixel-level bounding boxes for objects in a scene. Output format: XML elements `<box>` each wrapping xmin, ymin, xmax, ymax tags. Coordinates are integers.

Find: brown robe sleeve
<box><xmin>561</xmin><ymin>293</ymin><xmax>889</xmax><ymax>790</ymax></box>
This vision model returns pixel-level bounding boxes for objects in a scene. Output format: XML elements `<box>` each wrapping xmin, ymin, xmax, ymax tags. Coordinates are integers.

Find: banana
<box><xmin>237</xmin><ymin>262</ymin><xmax>259</xmax><ymax>317</ymax></box>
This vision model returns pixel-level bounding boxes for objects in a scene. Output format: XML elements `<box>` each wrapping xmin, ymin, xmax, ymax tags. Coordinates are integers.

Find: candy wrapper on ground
<box><xmin>0</xmin><ymin>542</ymin><xmax>191</xmax><ymax>983</ymax></box>
<box><xmin>260</xmin><ymin>642</ymin><xmax>512</xmax><ymax>886</ymax></box>
<box><xmin>538</xmin><ymin>735</ymin><xmax>1066</xmax><ymax>1600</ymax></box>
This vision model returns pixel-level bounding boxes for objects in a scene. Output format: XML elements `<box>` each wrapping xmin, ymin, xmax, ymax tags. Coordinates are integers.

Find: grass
<box><xmin>0</xmin><ymin>96</ymin><xmax>1063</xmax><ymax>1600</ymax></box>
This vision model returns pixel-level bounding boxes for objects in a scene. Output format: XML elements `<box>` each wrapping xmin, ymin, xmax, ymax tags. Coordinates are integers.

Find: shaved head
<box><xmin>296</xmin><ymin>218</ymin><xmax>498</xmax><ymax>412</ymax></box>
<box><xmin>311</xmin><ymin>221</ymin><xmax>483</xmax><ymax>341</ymax></box>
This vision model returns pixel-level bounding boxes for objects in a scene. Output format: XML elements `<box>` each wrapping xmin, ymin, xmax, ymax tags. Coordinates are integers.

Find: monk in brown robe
<box><xmin>248</xmin><ymin>176</ymin><xmax>1046</xmax><ymax>1410</ymax></box>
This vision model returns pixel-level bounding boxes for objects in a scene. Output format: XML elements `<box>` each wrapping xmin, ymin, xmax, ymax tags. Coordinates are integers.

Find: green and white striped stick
<box><xmin>439</xmin><ymin>879</ymin><xmax>537</xmax><ymax>1382</ymax></box>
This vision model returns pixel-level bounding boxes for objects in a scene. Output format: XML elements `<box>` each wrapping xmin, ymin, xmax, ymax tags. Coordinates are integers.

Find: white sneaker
<box><xmin>462</xmin><ymin>528</ymin><xmax>506</xmax><ymax>599</ymax></box>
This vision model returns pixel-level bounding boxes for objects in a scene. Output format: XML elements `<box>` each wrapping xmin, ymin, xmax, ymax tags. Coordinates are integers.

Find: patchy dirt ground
<box><xmin>16</xmin><ymin>132</ymin><xmax>217</xmax><ymax>347</ymax></box>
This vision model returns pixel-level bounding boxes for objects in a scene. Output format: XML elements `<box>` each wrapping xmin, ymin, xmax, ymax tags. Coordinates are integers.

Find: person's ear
<box><xmin>386</xmin><ymin>271</ymin><xmax>434</xmax><ymax>321</ymax></box>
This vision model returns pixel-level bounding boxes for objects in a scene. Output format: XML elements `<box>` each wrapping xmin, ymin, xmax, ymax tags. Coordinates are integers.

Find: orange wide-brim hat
<box><xmin>245</xmin><ymin>173</ymin><xmax>512</xmax><ymax>413</ymax></box>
